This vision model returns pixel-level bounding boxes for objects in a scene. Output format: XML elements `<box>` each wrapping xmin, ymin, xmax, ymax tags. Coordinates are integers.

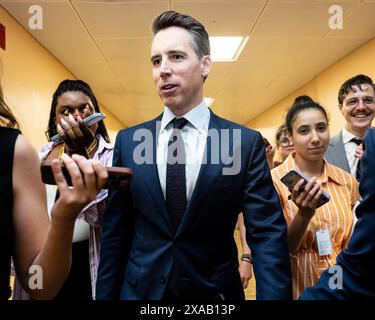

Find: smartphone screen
<box><xmin>280</xmin><ymin>168</ymin><xmax>308</xmax><ymax>192</ymax></box>
<box><xmin>281</xmin><ymin>168</ymin><xmax>330</xmax><ymax>208</ymax></box>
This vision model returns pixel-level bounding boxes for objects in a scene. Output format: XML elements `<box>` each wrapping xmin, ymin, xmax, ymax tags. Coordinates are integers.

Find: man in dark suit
<box><xmin>96</xmin><ymin>10</ymin><xmax>292</xmax><ymax>300</ymax></box>
<box><xmin>301</xmin><ymin>128</ymin><xmax>375</xmax><ymax>299</ymax></box>
<box><xmin>325</xmin><ymin>75</ymin><xmax>375</xmax><ymax>179</ymax></box>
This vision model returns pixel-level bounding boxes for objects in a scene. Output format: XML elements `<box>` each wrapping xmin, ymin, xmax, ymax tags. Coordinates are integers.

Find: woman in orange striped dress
<box><xmin>271</xmin><ymin>97</ymin><xmax>359</xmax><ymax>299</ymax></box>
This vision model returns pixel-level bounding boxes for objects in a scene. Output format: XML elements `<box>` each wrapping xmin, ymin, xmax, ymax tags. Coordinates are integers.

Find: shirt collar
<box><xmin>342</xmin><ymin>127</ymin><xmax>359</xmax><ymax>144</ymax></box>
<box><xmin>96</xmin><ymin>134</ymin><xmax>113</xmax><ymax>153</ymax></box>
<box><xmin>284</xmin><ymin>153</ymin><xmax>344</xmax><ymax>186</ymax></box>
<box><xmin>323</xmin><ymin>158</ymin><xmax>345</xmax><ymax>186</ymax></box>
<box><xmin>284</xmin><ymin>153</ymin><xmax>296</xmax><ymax>171</ymax></box>
<box><xmin>160</xmin><ymin>100</ymin><xmax>209</xmax><ymax>134</ymax></box>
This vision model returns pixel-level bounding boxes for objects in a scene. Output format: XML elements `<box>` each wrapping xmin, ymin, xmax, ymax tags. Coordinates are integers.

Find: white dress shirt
<box><xmin>157</xmin><ymin>101</ymin><xmax>210</xmax><ymax>202</ymax></box>
<box><xmin>342</xmin><ymin>128</ymin><xmax>361</xmax><ymax>176</ymax></box>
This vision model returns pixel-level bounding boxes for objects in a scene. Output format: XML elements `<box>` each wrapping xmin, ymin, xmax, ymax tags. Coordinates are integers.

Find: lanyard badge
<box><xmin>315</xmin><ymin>228</ymin><xmax>332</xmax><ymax>256</ymax></box>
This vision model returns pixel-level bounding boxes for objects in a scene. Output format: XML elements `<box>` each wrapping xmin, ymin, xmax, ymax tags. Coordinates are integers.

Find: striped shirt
<box><xmin>271</xmin><ymin>153</ymin><xmax>359</xmax><ymax>299</ymax></box>
<box><xmin>12</xmin><ymin>135</ymin><xmax>113</xmax><ymax>300</ymax></box>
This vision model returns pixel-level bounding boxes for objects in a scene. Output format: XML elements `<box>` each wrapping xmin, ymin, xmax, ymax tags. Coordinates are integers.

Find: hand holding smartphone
<box><xmin>51</xmin><ymin>113</ymin><xmax>106</xmax><ymax>144</ymax></box>
<box><xmin>41</xmin><ymin>160</ymin><xmax>132</xmax><ymax>190</ymax></box>
<box><xmin>280</xmin><ymin>168</ymin><xmax>330</xmax><ymax>208</ymax></box>
<box><xmin>263</xmin><ymin>137</ymin><xmax>271</xmax><ymax>147</ymax></box>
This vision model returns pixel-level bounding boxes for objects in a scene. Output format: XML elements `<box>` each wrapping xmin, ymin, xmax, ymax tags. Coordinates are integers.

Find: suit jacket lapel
<box><xmin>142</xmin><ymin>116</ymin><xmax>174</xmax><ymax>233</ymax></box>
<box><xmin>176</xmin><ymin>111</ymin><xmax>230</xmax><ymax>237</ymax></box>
<box><xmin>330</xmin><ymin>131</ymin><xmax>350</xmax><ymax>172</ymax></box>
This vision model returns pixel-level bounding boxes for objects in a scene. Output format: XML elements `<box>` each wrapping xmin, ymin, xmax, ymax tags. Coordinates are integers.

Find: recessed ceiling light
<box><xmin>209</xmin><ymin>36</ymin><xmax>248</xmax><ymax>61</ymax></box>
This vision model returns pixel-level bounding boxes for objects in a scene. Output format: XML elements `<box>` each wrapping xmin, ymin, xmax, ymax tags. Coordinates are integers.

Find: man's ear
<box><xmin>339</xmin><ymin>103</ymin><xmax>344</xmax><ymax>114</ymax></box>
<box><xmin>201</xmin><ymin>55</ymin><xmax>212</xmax><ymax>78</ymax></box>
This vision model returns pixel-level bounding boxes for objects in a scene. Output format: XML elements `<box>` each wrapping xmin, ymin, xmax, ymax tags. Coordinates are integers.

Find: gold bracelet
<box><xmin>58</xmin><ymin>144</ymin><xmax>65</xmax><ymax>160</ymax></box>
<box><xmin>86</xmin><ymin>138</ymin><xmax>98</xmax><ymax>155</ymax></box>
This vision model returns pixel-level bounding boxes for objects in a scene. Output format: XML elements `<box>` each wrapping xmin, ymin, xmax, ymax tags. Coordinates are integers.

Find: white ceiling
<box><xmin>1</xmin><ymin>0</ymin><xmax>375</xmax><ymax>127</ymax></box>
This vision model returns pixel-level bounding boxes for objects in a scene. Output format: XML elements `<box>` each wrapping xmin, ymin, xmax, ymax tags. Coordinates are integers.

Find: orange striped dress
<box><xmin>271</xmin><ymin>154</ymin><xmax>359</xmax><ymax>299</ymax></box>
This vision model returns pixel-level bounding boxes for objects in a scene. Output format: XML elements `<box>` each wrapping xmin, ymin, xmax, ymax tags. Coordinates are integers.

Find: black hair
<box><xmin>293</xmin><ymin>95</ymin><xmax>314</xmax><ymax>105</ymax></box>
<box><xmin>338</xmin><ymin>74</ymin><xmax>374</xmax><ymax>104</ymax></box>
<box><xmin>286</xmin><ymin>95</ymin><xmax>329</xmax><ymax>133</ymax></box>
<box><xmin>152</xmin><ymin>10</ymin><xmax>210</xmax><ymax>58</ymax></box>
<box><xmin>46</xmin><ymin>79</ymin><xmax>110</xmax><ymax>143</ymax></box>
<box><xmin>152</xmin><ymin>10</ymin><xmax>210</xmax><ymax>81</ymax></box>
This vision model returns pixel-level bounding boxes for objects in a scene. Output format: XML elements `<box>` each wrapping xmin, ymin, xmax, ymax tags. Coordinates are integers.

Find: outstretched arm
<box><xmin>12</xmin><ymin>135</ymin><xmax>107</xmax><ymax>299</ymax></box>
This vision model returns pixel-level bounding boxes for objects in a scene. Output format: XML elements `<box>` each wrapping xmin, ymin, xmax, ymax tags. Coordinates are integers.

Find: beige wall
<box><xmin>247</xmin><ymin>38</ymin><xmax>375</xmax><ymax>144</ymax></box>
<box><xmin>0</xmin><ymin>7</ymin><xmax>124</xmax><ymax>148</ymax></box>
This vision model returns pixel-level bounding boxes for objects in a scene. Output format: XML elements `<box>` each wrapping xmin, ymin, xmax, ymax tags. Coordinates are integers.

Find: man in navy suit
<box><xmin>96</xmin><ymin>10</ymin><xmax>292</xmax><ymax>300</ymax></box>
<box><xmin>301</xmin><ymin>128</ymin><xmax>375</xmax><ymax>299</ymax></box>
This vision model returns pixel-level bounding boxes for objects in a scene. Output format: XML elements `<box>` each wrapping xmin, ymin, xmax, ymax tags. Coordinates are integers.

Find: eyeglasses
<box><xmin>344</xmin><ymin>96</ymin><xmax>375</xmax><ymax>107</ymax></box>
<box><xmin>278</xmin><ymin>137</ymin><xmax>293</xmax><ymax>147</ymax></box>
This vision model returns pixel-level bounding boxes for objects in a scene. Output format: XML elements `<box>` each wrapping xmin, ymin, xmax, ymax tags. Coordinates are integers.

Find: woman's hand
<box><xmin>56</xmin><ymin>114</ymin><xmax>95</xmax><ymax>157</ymax></box>
<box><xmin>354</xmin><ymin>143</ymin><xmax>363</xmax><ymax>159</ymax></box>
<box><xmin>50</xmin><ymin>153</ymin><xmax>108</xmax><ymax>224</ymax></box>
<box><xmin>287</xmin><ymin>177</ymin><xmax>323</xmax><ymax>254</ymax></box>
<box><xmin>291</xmin><ymin>177</ymin><xmax>323</xmax><ymax>220</ymax></box>
<box><xmin>238</xmin><ymin>260</ymin><xmax>253</xmax><ymax>289</ymax></box>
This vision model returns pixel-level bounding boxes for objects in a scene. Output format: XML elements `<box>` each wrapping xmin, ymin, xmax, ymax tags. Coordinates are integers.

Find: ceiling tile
<box><xmin>64</xmin><ymin>61</ymin><xmax>115</xmax><ymax>79</ymax></box>
<box><xmin>230</xmin><ymin>60</ymin><xmax>291</xmax><ymax>79</ymax></box>
<box><xmin>40</xmin><ymin>37</ymin><xmax>103</xmax><ymax>63</ymax></box>
<box><xmin>73</xmin><ymin>1</ymin><xmax>168</xmax><ymax>38</ymax></box>
<box><xmin>109</xmin><ymin>61</ymin><xmax>152</xmax><ymax>78</ymax></box>
<box><xmin>240</xmin><ymin>37</ymin><xmax>320</xmax><ymax>60</ymax></box>
<box><xmin>97</xmin><ymin>38</ymin><xmax>152</xmax><ymax>61</ymax></box>
<box><xmin>209</xmin><ymin>61</ymin><xmax>233</xmax><ymax>78</ymax></box>
<box><xmin>251</xmin><ymin>1</ymin><xmax>358</xmax><ymax>38</ymax></box>
<box><xmin>284</xmin><ymin>37</ymin><xmax>371</xmax><ymax>77</ymax></box>
<box><xmin>325</xmin><ymin>3</ymin><xmax>375</xmax><ymax>39</ymax></box>
<box><xmin>173</xmin><ymin>1</ymin><xmax>265</xmax><ymax>35</ymax></box>
<box><xmin>2</xmin><ymin>1</ymin><xmax>88</xmax><ymax>40</ymax></box>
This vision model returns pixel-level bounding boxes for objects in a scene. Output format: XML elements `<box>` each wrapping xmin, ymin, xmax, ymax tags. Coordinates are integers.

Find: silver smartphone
<box><xmin>50</xmin><ymin>112</ymin><xmax>106</xmax><ymax>144</ymax></box>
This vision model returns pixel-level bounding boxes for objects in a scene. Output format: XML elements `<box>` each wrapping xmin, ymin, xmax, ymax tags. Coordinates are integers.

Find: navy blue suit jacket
<box><xmin>301</xmin><ymin>128</ymin><xmax>375</xmax><ymax>299</ymax></box>
<box><xmin>96</xmin><ymin>111</ymin><xmax>292</xmax><ymax>300</ymax></box>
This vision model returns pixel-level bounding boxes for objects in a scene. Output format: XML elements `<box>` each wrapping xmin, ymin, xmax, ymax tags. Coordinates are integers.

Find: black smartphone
<box><xmin>50</xmin><ymin>113</ymin><xmax>106</xmax><ymax>144</ymax></box>
<box><xmin>263</xmin><ymin>137</ymin><xmax>271</xmax><ymax>147</ymax></box>
<box><xmin>40</xmin><ymin>160</ymin><xmax>132</xmax><ymax>190</ymax></box>
<box><xmin>280</xmin><ymin>168</ymin><xmax>330</xmax><ymax>209</ymax></box>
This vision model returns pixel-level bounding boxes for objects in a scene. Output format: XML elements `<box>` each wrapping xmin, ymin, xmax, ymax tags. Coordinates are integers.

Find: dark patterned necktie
<box><xmin>351</xmin><ymin>138</ymin><xmax>363</xmax><ymax>181</ymax></box>
<box><xmin>166</xmin><ymin>117</ymin><xmax>188</xmax><ymax>230</ymax></box>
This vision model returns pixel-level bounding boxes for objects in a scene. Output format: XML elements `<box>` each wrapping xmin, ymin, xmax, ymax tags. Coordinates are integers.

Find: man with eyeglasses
<box><xmin>325</xmin><ymin>74</ymin><xmax>375</xmax><ymax>180</ymax></box>
<box><xmin>274</xmin><ymin>124</ymin><xmax>295</xmax><ymax>167</ymax></box>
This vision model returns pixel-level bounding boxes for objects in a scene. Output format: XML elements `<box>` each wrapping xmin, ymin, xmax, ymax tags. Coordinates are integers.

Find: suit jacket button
<box><xmin>160</xmin><ymin>277</ymin><xmax>167</xmax><ymax>284</ymax></box>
